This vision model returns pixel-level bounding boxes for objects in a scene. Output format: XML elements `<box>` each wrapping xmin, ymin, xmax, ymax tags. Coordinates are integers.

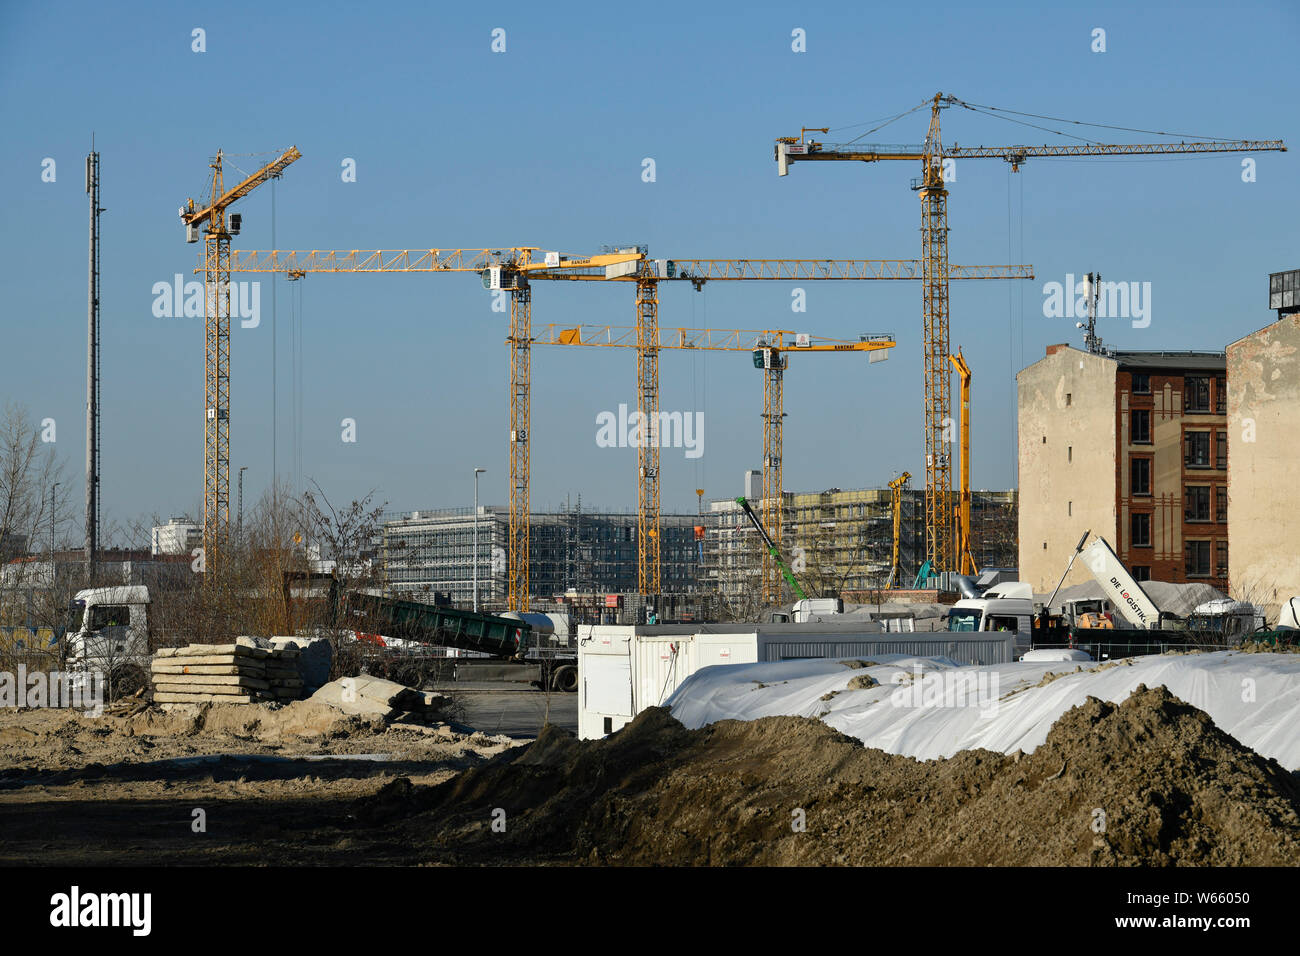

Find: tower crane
<box><xmin>533</xmin><ymin>324</ymin><xmax>896</xmax><ymax>602</ymax></box>
<box><xmin>949</xmin><ymin>350</ymin><xmax>975</xmax><ymax>576</ymax></box>
<box><xmin>225</xmin><ymin>247</ymin><xmax>638</xmax><ymax>610</ymax></box>
<box><xmin>525</xmin><ymin>251</ymin><xmax>1030</xmax><ymax>595</ymax></box>
<box><xmin>229</xmin><ymin>249</ymin><xmax>1029</xmax><ymax>606</ymax></box>
<box><xmin>886</xmin><ymin>471</ymin><xmax>912</xmax><ymax>589</ymax></box>
<box><xmin>776</xmin><ymin>92</ymin><xmax>1286</xmax><ymax>574</ymax></box>
<box><xmin>181</xmin><ymin>146</ymin><xmax>301</xmax><ymax>572</ymax></box>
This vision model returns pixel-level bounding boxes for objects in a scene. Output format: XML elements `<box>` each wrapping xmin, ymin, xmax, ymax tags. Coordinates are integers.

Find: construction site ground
<box><xmin>0</xmin><ymin>685</ymin><xmax>565</xmax><ymax>866</ymax></box>
<box><xmin>3</xmin><ymin>677</ymin><xmax>1299</xmax><ymax>866</ymax></box>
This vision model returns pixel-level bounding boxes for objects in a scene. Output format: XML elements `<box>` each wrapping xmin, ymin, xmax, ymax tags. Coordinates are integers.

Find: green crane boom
<box><xmin>735</xmin><ymin>496</ymin><xmax>808</xmax><ymax>601</ymax></box>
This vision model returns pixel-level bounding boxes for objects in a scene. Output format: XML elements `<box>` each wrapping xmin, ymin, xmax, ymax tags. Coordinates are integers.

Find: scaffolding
<box><xmin>703</xmin><ymin>487</ymin><xmax>1017</xmax><ymax>602</ymax></box>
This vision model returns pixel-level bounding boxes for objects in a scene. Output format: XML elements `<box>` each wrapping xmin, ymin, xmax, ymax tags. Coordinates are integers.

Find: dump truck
<box><xmin>328</xmin><ymin>583</ymin><xmax>579</xmax><ymax>692</ymax></box>
<box><xmin>1032</xmin><ymin>532</ymin><xmax>1259</xmax><ymax>657</ymax></box>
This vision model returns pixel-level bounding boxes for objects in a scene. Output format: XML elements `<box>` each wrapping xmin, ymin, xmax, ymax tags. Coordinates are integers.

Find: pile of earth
<box><xmin>0</xmin><ymin>699</ymin><xmax>517</xmax><ymax>776</ymax></box>
<box><xmin>358</xmin><ymin>685</ymin><xmax>1300</xmax><ymax>866</ymax></box>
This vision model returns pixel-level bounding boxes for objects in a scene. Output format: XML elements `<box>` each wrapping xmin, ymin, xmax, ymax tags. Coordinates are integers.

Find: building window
<box><xmin>1065</xmin><ymin>393</ymin><xmax>1072</xmax><ymax>407</ymax></box>
<box><xmin>1068</xmin><ymin>445</ymin><xmax>1073</xmax><ymax>462</ymax></box>
<box><xmin>1215</xmin><ymin>376</ymin><xmax>1226</xmax><ymax>415</ymax></box>
<box><xmin>1186</xmin><ymin>540</ymin><xmax>1211</xmax><ymax>577</ymax></box>
<box><xmin>1185</xmin><ymin>485</ymin><xmax>1211</xmax><ymax>522</ymax></box>
<box><xmin>1215</xmin><ymin>430</ymin><xmax>1227</xmax><ymax>470</ymax></box>
<box><xmin>1068</xmin><ymin>501</ymin><xmax>1073</xmax><ymax>516</ymax></box>
<box><xmin>1132</xmin><ymin>409</ymin><xmax>1151</xmax><ymax>444</ymax></box>
<box><xmin>1131</xmin><ymin>457</ymin><xmax>1152</xmax><ymax>496</ymax></box>
<box><xmin>1131</xmin><ymin>512</ymin><xmax>1151</xmax><ymax>548</ymax></box>
<box><xmin>1216</xmin><ymin>485</ymin><xmax>1227</xmax><ymax>523</ymax></box>
<box><xmin>1215</xmin><ymin>539</ymin><xmax>1228</xmax><ymax>577</ymax></box>
<box><xmin>1132</xmin><ymin>565</ymin><xmax>1152</xmax><ymax>582</ymax></box>
<box><xmin>1185</xmin><ymin>430</ymin><xmax>1211</xmax><ymax>468</ymax></box>
<box><xmin>1185</xmin><ymin>376</ymin><xmax>1211</xmax><ymax>413</ymax></box>
<box><xmin>1132</xmin><ymin>373</ymin><xmax>1151</xmax><ymax>394</ymax></box>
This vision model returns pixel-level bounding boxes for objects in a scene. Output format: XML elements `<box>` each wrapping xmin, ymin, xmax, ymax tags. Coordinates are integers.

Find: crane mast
<box><xmin>776</xmin><ymin>93</ymin><xmax>1285</xmax><ymax>576</ymax></box>
<box><xmin>229</xmin><ymin>249</ymin><xmax>1021</xmax><ymax>606</ymax></box>
<box><xmin>181</xmin><ymin>146</ymin><xmax>300</xmax><ymax>573</ymax></box>
<box><xmin>535</xmin><ymin>325</ymin><xmax>895</xmax><ymax>604</ymax></box>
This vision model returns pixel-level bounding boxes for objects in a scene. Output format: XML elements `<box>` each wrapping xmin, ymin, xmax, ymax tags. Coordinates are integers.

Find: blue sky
<box><xmin>2</xmin><ymin>0</ymin><xmax>1296</xmax><ymax>539</ymax></box>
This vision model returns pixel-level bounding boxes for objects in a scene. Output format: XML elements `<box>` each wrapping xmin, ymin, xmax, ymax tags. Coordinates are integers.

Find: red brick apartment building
<box><xmin>1017</xmin><ymin>345</ymin><xmax>1228</xmax><ymax>593</ymax></box>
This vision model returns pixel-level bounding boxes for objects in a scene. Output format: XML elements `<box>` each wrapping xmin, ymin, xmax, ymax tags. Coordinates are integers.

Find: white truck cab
<box><xmin>946</xmin><ymin>582</ymin><xmax>1033</xmax><ymax>653</ymax></box>
<box><xmin>66</xmin><ymin>586</ymin><xmax>151</xmax><ymax>671</ymax></box>
<box><xmin>1185</xmin><ymin>598</ymin><xmax>1261</xmax><ymax>640</ymax></box>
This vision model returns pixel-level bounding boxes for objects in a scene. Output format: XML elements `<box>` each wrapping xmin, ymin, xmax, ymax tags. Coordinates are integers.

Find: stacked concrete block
<box><xmin>151</xmin><ymin>636</ymin><xmax>305</xmax><ymax>704</ymax></box>
<box><xmin>268</xmin><ymin>635</ymin><xmax>333</xmax><ymax>694</ymax></box>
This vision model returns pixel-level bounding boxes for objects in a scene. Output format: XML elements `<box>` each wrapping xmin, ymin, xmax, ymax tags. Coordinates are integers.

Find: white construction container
<box><xmin>577</xmin><ymin>621</ymin><xmax>1018</xmax><ymax>739</ymax></box>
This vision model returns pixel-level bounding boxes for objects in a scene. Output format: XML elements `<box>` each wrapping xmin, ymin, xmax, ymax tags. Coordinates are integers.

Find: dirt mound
<box><xmin>364</xmin><ymin>686</ymin><xmax>1300</xmax><ymax>865</ymax></box>
<box><xmin>125</xmin><ymin>700</ymin><xmax>384</xmax><ymax>741</ymax></box>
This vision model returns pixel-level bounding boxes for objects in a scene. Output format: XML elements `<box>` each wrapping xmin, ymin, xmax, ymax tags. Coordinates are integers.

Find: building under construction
<box><xmin>703</xmin><ymin>484</ymin><xmax>1017</xmax><ymax>606</ymax></box>
<box><xmin>381</xmin><ymin>504</ymin><xmax>702</xmax><ymax>610</ymax></box>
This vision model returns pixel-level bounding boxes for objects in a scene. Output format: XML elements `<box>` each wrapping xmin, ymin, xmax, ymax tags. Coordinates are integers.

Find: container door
<box><xmin>584</xmin><ymin>654</ymin><xmax>632</xmax><ymax>717</ymax></box>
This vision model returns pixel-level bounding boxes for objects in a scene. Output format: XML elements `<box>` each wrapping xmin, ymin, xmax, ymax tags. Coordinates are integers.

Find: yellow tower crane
<box><xmin>225</xmin><ymin>247</ymin><xmax>638</xmax><ymax>611</ymax></box>
<box><xmin>949</xmin><ymin>350</ymin><xmax>975</xmax><ymax>576</ymax></box>
<box><xmin>533</xmin><ymin>325</ymin><xmax>896</xmax><ymax>602</ymax></box>
<box><xmin>525</xmin><ymin>252</ymin><xmax>1030</xmax><ymax>596</ymax></box>
<box><xmin>229</xmin><ymin>250</ymin><xmax>1027</xmax><ymax>606</ymax></box>
<box><xmin>886</xmin><ymin>471</ymin><xmax>912</xmax><ymax>589</ymax></box>
<box><xmin>776</xmin><ymin>93</ymin><xmax>1286</xmax><ymax>575</ymax></box>
<box><xmin>181</xmin><ymin>146</ymin><xmax>301</xmax><ymax>571</ymax></box>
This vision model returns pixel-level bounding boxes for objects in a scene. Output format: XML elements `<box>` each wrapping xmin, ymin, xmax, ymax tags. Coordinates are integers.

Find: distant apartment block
<box><xmin>381</xmin><ymin>505</ymin><xmax>701</xmax><ymax>609</ymax></box>
<box><xmin>1018</xmin><ymin>344</ymin><xmax>1228</xmax><ymax>593</ymax></box>
<box><xmin>151</xmin><ymin>518</ymin><xmax>202</xmax><ymax>556</ymax></box>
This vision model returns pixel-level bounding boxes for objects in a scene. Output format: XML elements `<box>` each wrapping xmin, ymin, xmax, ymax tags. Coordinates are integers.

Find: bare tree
<box><xmin>298</xmin><ymin>481</ymin><xmax>386</xmax><ymax>676</ymax></box>
<box><xmin>0</xmin><ymin>402</ymin><xmax>67</xmax><ymax>567</ymax></box>
<box><xmin>0</xmin><ymin>403</ymin><xmax>73</xmax><ymax>674</ymax></box>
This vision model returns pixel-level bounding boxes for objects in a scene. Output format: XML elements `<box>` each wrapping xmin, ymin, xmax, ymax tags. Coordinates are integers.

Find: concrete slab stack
<box><xmin>150</xmin><ymin>637</ymin><xmax>305</xmax><ymax>704</ymax></box>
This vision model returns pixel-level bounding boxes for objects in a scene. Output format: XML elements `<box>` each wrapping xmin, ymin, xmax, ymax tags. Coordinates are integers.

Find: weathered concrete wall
<box><xmin>1227</xmin><ymin>315</ymin><xmax>1300</xmax><ymax>618</ymax></box>
<box><xmin>1017</xmin><ymin>346</ymin><xmax>1117</xmax><ymax>593</ymax></box>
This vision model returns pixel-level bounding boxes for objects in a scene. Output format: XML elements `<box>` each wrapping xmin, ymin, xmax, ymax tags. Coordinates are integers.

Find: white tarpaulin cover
<box><xmin>665</xmin><ymin>651</ymin><xmax>1300</xmax><ymax>770</ymax></box>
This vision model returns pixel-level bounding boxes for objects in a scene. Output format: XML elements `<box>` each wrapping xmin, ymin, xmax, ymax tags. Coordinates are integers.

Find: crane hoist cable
<box><xmin>948</xmin><ymin>98</ymin><xmax>1243</xmax><ymax>143</ymax></box>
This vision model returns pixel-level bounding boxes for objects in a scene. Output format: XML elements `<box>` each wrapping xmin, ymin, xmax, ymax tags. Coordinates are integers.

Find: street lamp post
<box><xmin>473</xmin><ymin>468</ymin><xmax>486</xmax><ymax>612</ymax></box>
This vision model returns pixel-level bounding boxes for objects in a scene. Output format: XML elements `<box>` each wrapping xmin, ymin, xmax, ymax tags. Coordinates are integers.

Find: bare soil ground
<box><xmin>0</xmin><ymin>701</ymin><xmax>521</xmax><ymax>865</ymax></box>
<box><xmin>365</xmin><ymin>685</ymin><xmax>1300</xmax><ymax>866</ymax></box>
<box><xmin>3</xmin><ymin>685</ymin><xmax>1298</xmax><ymax>866</ymax></box>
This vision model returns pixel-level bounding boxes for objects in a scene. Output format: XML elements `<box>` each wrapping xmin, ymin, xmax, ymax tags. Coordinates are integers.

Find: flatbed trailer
<box><xmin>339</xmin><ymin>588</ymin><xmax>579</xmax><ymax>692</ymax></box>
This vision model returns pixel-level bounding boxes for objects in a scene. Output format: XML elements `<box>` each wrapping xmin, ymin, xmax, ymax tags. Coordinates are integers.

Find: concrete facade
<box><xmin>1018</xmin><ymin>345</ymin><xmax>1229</xmax><ymax>594</ymax></box>
<box><xmin>1017</xmin><ymin>345</ymin><xmax>1119</xmax><ymax>592</ymax></box>
<box><xmin>151</xmin><ymin>518</ymin><xmax>201</xmax><ymax>556</ymax></box>
<box><xmin>1227</xmin><ymin>314</ymin><xmax>1300</xmax><ymax>617</ymax></box>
